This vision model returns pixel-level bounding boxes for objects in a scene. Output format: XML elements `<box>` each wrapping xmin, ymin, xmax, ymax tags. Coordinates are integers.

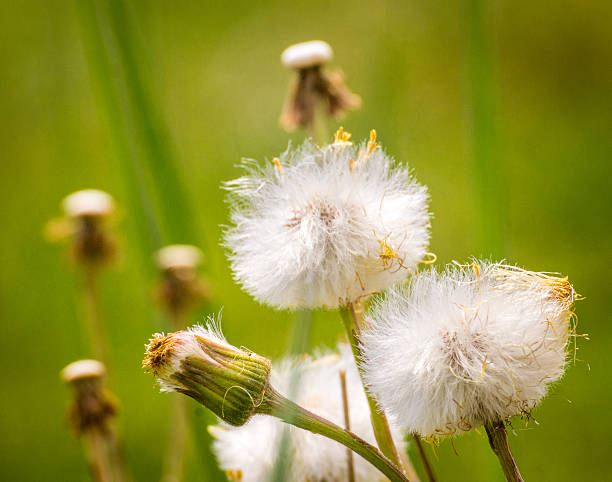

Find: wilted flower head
<box><xmin>46</xmin><ymin>189</ymin><xmax>118</xmax><ymax>266</ymax></box>
<box><xmin>224</xmin><ymin>130</ymin><xmax>431</xmax><ymax>309</ymax></box>
<box><xmin>143</xmin><ymin>324</ymin><xmax>271</xmax><ymax>427</ymax></box>
<box><xmin>61</xmin><ymin>359</ymin><xmax>117</xmax><ymax>435</ymax></box>
<box><xmin>361</xmin><ymin>261</ymin><xmax>579</xmax><ymax>437</ymax></box>
<box><xmin>280</xmin><ymin>40</ymin><xmax>361</xmax><ymax>131</ymax></box>
<box><xmin>210</xmin><ymin>346</ymin><xmax>399</xmax><ymax>482</ymax></box>
<box><xmin>154</xmin><ymin>244</ymin><xmax>209</xmax><ymax>320</ymax></box>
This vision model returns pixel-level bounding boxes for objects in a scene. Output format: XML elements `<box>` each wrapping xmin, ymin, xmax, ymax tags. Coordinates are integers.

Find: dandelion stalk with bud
<box><xmin>144</xmin><ymin>325</ymin><xmax>411</xmax><ymax>482</ymax></box>
<box><xmin>47</xmin><ymin>189</ymin><xmax>118</xmax><ymax>366</ymax></box>
<box><xmin>360</xmin><ymin>261</ymin><xmax>581</xmax><ymax>482</ymax></box>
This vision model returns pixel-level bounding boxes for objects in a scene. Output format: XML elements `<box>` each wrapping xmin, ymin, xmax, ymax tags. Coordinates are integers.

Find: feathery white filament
<box><xmin>211</xmin><ymin>346</ymin><xmax>400</xmax><ymax>481</ymax></box>
<box><xmin>224</xmin><ymin>138</ymin><xmax>431</xmax><ymax>309</ymax></box>
<box><xmin>361</xmin><ymin>261</ymin><xmax>576</xmax><ymax>437</ymax></box>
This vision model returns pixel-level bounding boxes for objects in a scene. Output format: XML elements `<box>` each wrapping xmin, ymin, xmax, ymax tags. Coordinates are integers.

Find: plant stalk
<box><xmin>339</xmin><ymin>369</ymin><xmax>356</xmax><ymax>482</ymax></box>
<box><xmin>412</xmin><ymin>434</ymin><xmax>437</xmax><ymax>482</ymax></box>
<box><xmin>339</xmin><ymin>301</ymin><xmax>404</xmax><ymax>469</ymax></box>
<box><xmin>261</xmin><ymin>387</ymin><xmax>410</xmax><ymax>482</ymax></box>
<box><xmin>83</xmin><ymin>266</ymin><xmax>108</xmax><ymax>366</ymax></box>
<box><xmin>485</xmin><ymin>420</ymin><xmax>524</xmax><ymax>482</ymax></box>
<box><xmin>85</xmin><ymin>429</ymin><xmax>113</xmax><ymax>482</ymax></box>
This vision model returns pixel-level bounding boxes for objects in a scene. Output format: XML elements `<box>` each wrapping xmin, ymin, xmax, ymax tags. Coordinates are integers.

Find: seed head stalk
<box><xmin>339</xmin><ymin>301</ymin><xmax>412</xmax><ymax>474</ymax></box>
<box><xmin>485</xmin><ymin>421</ymin><xmax>524</xmax><ymax>482</ymax></box>
<box><xmin>339</xmin><ymin>369</ymin><xmax>356</xmax><ymax>482</ymax></box>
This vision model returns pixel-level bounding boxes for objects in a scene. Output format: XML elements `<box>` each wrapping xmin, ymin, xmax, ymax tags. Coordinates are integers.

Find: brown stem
<box><xmin>412</xmin><ymin>434</ymin><xmax>437</xmax><ymax>482</ymax></box>
<box><xmin>339</xmin><ymin>369</ymin><xmax>355</xmax><ymax>482</ymax></box>
<box><xmin>485</xmin><ymin>421</ymin><xmax>524</xmax><ymax>482</ymax></box>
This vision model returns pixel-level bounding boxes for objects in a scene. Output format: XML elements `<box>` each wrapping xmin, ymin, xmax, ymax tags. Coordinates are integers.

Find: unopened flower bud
<box><xmin>144</xmin><ymin>325</ymin><xmax>271</xmax><ymax>426</ymax></box>
<box><xmin>61</xmin><ymin>360</ymin><xmax>117</xmax><ymax>435</ymax></box>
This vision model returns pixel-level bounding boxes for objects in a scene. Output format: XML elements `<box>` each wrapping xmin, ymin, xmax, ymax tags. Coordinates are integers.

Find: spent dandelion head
<box><xmin>46</xmin><ymin>189</ymin><xmax>118</xmax><ymax>267</ymax></box>
<box><xmin>224</xmin><ymin>129</ymin><xmax>431</xmax><ymax>309</ymax></box>
<box><xmin>61</xmin><ymin>359</ymin><xmax>117</xmax><ymax>435</ymax></box>
<box><xmin>361</xmin><ymin>260</ymin><xmax>581</xmax><ymax>438</ymax></box>
<box><xmin>280</xmin><ymin>40</ymin><xmax>361</xmax><ymax>132</ymax></box>
<box><xmin>154</xmin><ymin>244</ymin><xmax>210</xmax><ymax>321</ymax></box>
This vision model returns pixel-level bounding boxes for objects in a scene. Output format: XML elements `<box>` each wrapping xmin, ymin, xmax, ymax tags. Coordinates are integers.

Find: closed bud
<box><xmin>144</xmin><ymin>324</ymin><xmax>271</xmax><ymax>426</ymax></box>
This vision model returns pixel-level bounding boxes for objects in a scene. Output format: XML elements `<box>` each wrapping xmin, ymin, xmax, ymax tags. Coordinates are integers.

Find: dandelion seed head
<box><xmin>224</xmin><ymin>135</ymin><xmax>431</xmax><ymax>309</ymax></box>
<box><xmin>361</xmin><ymin>261</ymin><xmax>578</xmax><ymax>437</ymax></box>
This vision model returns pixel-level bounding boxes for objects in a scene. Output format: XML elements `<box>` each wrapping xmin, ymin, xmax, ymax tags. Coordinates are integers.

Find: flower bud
<box><xmin>144</xmin><ymin>325</ymin><xmax>271</xmax><ymax>426</ymax></box>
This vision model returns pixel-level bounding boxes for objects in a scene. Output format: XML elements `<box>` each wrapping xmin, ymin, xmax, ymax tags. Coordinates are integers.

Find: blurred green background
<box><xmin>1</xmin><ymin>0</ymin><xmax>610</xmax><ymax>480</ymax></box>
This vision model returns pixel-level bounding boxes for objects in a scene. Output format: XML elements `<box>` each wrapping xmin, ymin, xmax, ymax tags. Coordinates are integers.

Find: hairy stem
<box><xmin>261</xmin><ymin>387</ymin><xmax>410</xmax><ymax>482</ymax></box>
<box><xmin>485</xmin><ymin>421</ymin><xmax>524</xmax><ymax>482</ymax></box>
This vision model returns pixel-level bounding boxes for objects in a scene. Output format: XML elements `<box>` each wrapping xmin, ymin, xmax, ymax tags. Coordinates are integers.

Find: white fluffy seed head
<box><xmin>210</xmin><ymin>345</ymin><xmax>402</xmax><ymax>482</ymax></box>
<box><xmin>281</xmin><ymin>40</ymin><xmax>333</xmax><ymax>69</ymax></box>
<box><xmin>62</xmin><ymin>189</ymin><xmax>114</xmax><ymax>218</ymax></box>
<box><xmin>361</xmin><ymin>261</ymin><xmax>578</xmax><ymax>437</ymax></box>
<box><xmin>61</xmin><ymin>359</ymin><xmax>106</xmax><ymax>384</ymax></box>
<box><xmin>224</xmin><ymin>135</ymin><xmax>431</xmax><ymax>309</ymax></box>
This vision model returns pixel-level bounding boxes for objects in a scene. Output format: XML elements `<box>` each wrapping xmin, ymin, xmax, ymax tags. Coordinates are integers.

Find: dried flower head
<box><xmin>154</xmin><ymin>245</ymin><xmax>209</xmax><ymax>320</ymax></box>
<box><xmin>143</xmin><ymin>324</ymin><xmax>271</xmax><ymax>427</ymax></box>
<box><xmin>361</xmin><ymin>261</ymin><xmax>579</xmax><ymax>437</ymax></box>
<box><xmin>61</xmin><ymin>359</ymin><xmax>117</xmax><ymax>435</ymax></box>
<box><xmin>46</xmin><ymin>189</ymin><xmax>118</xmax><ymax>266</ymax></box>
<box><xmin>210</xmin><ymin>346</ymin><xmax>399</xmax><ymax>481</ymax></box>
<box><xmin>280</xmin><ymin>40</ymin><xmax>361</xmax><ymax>132</ymax></box>
<box><xmin>224</xmin><ymin>131</ymin><xmax>431</xmax><ymax>309</ymax></box>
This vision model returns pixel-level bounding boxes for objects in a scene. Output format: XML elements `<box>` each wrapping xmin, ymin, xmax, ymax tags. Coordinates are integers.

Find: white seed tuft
<box><xmin>224</xmin><ymin>137</ymin><xmax>431</xmax><ymax>309</ymax></box>
<box><xmin>62</xmin><ymin>189</ymin><xmax>114</xmax><ymax>218</ymax></box>
<box><xmin>281</xmin><ymin>40</ymin><xmax>333</xmax><ymax>69</ymax></box>
<box><xmin>361</xmin><ymin>261</ymin><xmax>577</xmax><ymax>437</ymax></box>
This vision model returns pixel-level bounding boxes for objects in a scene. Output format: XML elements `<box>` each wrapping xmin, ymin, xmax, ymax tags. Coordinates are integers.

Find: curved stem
<box><xmin>485</xmin><ymin>421</ymin><xmax>524</xmax><ymax>482</ymax></box>
<box><xmin>261</xmin><ymin>387</ymin><xmax>410</xmax><ymax>482</ymax></box>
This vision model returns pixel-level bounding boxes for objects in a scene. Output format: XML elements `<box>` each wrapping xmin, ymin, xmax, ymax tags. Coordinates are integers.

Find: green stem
<box><xmin>83</xmin><ymin>266</ymin><xmax>108</xmax><ymax>367</ymax></box>
<box><xmin>339</xmin><ymin>302</ymin><xmax>404</xmax><ymax>468</ymax></box>
<box><xmin>484</xmin><ymin>421</ymin><xmax>524</xmax><ymax>482</ymax></box>
<box><xmin>261</xmin><ymin>387</ymin><xmax>410</xmax><ymax>482</ymax></box>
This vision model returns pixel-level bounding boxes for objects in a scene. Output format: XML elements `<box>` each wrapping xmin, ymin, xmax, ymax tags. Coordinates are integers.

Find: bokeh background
<box><xmin>1</xmin><ymin>0</ymin><xmax>610</xmax><ymax>480</ymax></box>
